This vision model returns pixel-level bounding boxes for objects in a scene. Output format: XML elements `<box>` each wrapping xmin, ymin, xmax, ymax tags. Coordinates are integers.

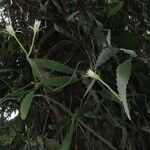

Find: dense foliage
<box><xmin>0</xmin><ymin>0</ymin><xmax>150</xmax><ymax>149</ymax></box>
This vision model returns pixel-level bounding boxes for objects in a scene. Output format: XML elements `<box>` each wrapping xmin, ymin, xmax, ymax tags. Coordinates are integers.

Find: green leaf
<box><xmin>42</xmin><ymin>76</ymin><xmax>78</xmax><ymax>88</ymax></box>
<box><xmin>116</xmin><ymin>58</ymin><xmax>132</xmax><ymax>120</ymax></box>
<box><xmin>108</xmin><ymin>1</ymin><xmax>124</xmax><ymax>16</ymax></box>
<box><xmin>20</xmin><ymin>91</ymin><xmax>34</xmax><ymax>120</ymax></box>
<box><xmin>60</xmin><ymin>117</ymin><xmax>75</xmax><ymax>150</ymax></box>
<box><xmin>28</xmin><ymin>58</ymin><xmax>39</xmax><ymax>80</ymax></box>
<box><xmin>95</xmin><ymin>47</ymin><xmax>119</xmax><ymax>69</ymax></box>
<box><xmin>34</xmin><ymin>58</ymin><xmax>74</xmax><ymax>74</ymax></box>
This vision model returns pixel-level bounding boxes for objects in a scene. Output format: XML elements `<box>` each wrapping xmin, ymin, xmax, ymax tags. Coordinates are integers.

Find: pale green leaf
<box><xmin>95</xmin><ymin>47</ymin><xmax>119</xmax><ymax>69</ymax></box>
<box><xmin>116</xmin><ymin>58</ymin><xmax>132</xmax><ymax>120</ymax></box>
<box><xmin>34</xmin><ymin>58</ymin><xmax>74</xmax><ymax>74</ymax></box>
<box><xmin>20</xmin><ymin>91</ymin><xmax>34</xmax><ymax>120</ymax></box>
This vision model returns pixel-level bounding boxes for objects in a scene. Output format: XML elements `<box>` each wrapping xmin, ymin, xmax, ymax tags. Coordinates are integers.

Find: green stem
<box><xmin>28</xmin><ymin>32</ymin><xmax>36</xmax><ymax>57</ymax></box>
<box><xmin>98</xmin><ymin>77</ymin><xmax>121</xmax><ymax>102</ymax></box>
<box><xmin>14</xmin><ymin>36</ymin><xmax>28</xmax><ymax>56</ymax></box>
<box><xmin>35</xmin><ymin>94</ymin><xmax>74</xmax><ymax>117</ymax></box>
<box><xmin>35</xmin><ymin>94</ymin><xmax>116</xmax><ymax>150</ymax></box>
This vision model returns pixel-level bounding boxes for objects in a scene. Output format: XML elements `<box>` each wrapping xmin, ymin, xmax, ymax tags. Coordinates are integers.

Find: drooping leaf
<box><xmin>108</xmin><ymin>1</ymin><xmax>124</xmax><ymax>16</ymax></box>
<box><xmin>20</xmin><ymin>91</ymin><xmax>34</xmax><ymax>120</ymax></box>
<box><xmin>34</xmin><ymin>58</ymin><xmax>74</xmax><ymax>74</ymax></box>
<box><xmin>116</xmin><ymin>58</ymin><xmax>132</xmax><ymax>120</ymax></box>
<box><xmin>95</xmin><ymin>47</ymin><xmax>119</xmax><ymax>69</ymax></box>
<box><xmin>60</xmin><ymin>117</ymin><xmax>75</xmax><ymax>150</ymax></box>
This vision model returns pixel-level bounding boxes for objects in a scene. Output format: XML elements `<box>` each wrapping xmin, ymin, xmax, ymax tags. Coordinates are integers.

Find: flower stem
<box><xmin>28</xmin><ymin>32</ymin><xmax>36</xmax><ymax>57</ymax></box>
<box><xmin>14</xmin><ymin>36</ymin><xmax>28</xmax><ymax>56</ymax></box>
<box><xmin>98</xmin><ymin>77</ymin><xmax>121</xmax><ymax>102</ymax></box>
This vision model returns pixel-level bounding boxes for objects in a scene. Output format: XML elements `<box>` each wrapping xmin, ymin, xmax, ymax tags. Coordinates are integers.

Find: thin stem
<box><xmin>78</xmin><ymin>119</ymin><xmax>117</xmax><ymax>150</ymax></box>
<box><xmin>14</xmin><ymin>36</ymin><xmax>28</xmax><ymax>56</ymax></box>
<box><xmin>98</xmin><ymin>77</ymin><xmax>121</xmax><ymax>101</ymax></box>
<box><xmin>0</xmin><ymin>83</ymin><xmax>33</xmax><ymax>104</ymax></box>
<box><xmin>35</xmin><ymin>94</ymin><xmax>74</xmax><ymax>117</ymax></box>
<box><xmin>0</xmin><ymin>77</ymin><xmax>14</xmax><ymax>92</ymax></box>
<box><xmin>35</xmin><ymin>94</ymin><xmax>116</xmax><ymax>149</ymax></box>
<box><xmin>28</xmin><ymin>32</ymin><xmax>36</xmax><ymax>57</ymax></box>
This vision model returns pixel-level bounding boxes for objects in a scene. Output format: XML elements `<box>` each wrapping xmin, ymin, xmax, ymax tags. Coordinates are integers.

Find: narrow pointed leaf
<box><xmin>116</xmin><ymin>58</ymin><xmax>132</xmax><ymax>120</ymax></box>
<box><xmin>42</xmin><ymin>76</ymin><xmax>78</xmax><ymax>88</ymax></box>
<box><xmin>34</xmin><ymin>58</ymin><xmax>74</xmax><ymax>74</ymax></box>
<box><xmin>95</xmin><ymin>47</ymin><xmax>119</xmax><ymax>69</ymax></box>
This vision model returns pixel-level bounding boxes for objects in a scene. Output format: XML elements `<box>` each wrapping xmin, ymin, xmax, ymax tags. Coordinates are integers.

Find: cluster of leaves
<box><xmin>0</xmin><ymin>0</ymin><xmax>150</xmax><ymax>149</ymax></box>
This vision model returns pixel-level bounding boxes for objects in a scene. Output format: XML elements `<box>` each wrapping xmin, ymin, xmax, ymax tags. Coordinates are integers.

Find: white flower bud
<box><xmin>85</xmin><ymin>69</ymin><xmax>99</xmax><ymax>80</ymax></box>
<box><xmin>33</xmin><ymin>20</ymin><xmax>41</xmax><ymax>33</ymax></box>
<box><xmin>6</xmin><ymin>25</ymin><xmax>15</xmax><ymax>36</ymax></box>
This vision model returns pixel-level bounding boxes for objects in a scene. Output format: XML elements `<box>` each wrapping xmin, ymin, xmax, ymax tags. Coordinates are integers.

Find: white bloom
<box><xmin>85</xmin><ymin>69</ymin><xmax>99</xmax><ymax>80</ymax></box>
<box><xmin>33</xmin><ymin>20</ymin><xmax>41</xmax><ymax>33</ymax></box>
<box><xmin>6</xmin><ymin>24</ymin><xmax>15</xmax><ymax>36</ymax></box>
